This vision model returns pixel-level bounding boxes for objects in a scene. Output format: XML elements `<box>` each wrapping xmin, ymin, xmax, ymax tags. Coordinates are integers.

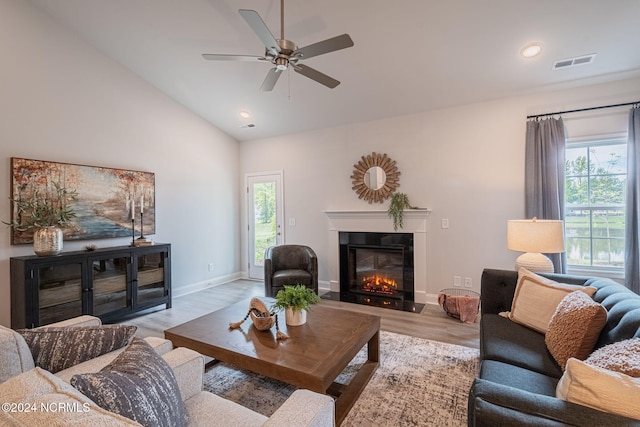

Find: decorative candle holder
<box><xmin>130</xmin><ymin>218</ymin><xmax>136</xmax><ymax>247</ymax></box>
<box><xmin>137</xmin><ymin>212</ymin><xmax>145</xmax><ymax>240</ymax></box>
<box><xmin>134</xmin><ymin>212</ymin><xmax>152</xmax><ymax>246</ymax></box>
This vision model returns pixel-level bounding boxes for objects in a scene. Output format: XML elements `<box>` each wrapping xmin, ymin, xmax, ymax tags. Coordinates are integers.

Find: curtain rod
<box><xmin>527</xmin><ymin>100</ymin><xmax>640</xmax><ymax>119</ymax></box>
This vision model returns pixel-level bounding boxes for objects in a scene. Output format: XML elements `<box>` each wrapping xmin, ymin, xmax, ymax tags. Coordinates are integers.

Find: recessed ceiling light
<box><xmin>520</xmin><ymin>43</ymin><xmax>543</xmax><ymax>58</ymax></box>
<box><xmin>239</xmin><ymin>110</ymin><xmax>251</xmax><ymax>119</ymax></box>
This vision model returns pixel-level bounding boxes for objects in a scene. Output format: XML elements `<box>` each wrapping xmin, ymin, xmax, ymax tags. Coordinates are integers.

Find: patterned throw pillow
<box><xmin>585</xmin><ymin>338</ymin><xmax>640</xmax><ymax>377</ymax></box>
<box><xmin>71</xmin><ymin>337</ymin><xmax>189</xmax><ymax>427</ymax></box>
<box><xmin>17</xmin><ymin>325</ymin><xmax>137</xmax><ymax>373</ymax></box>
<box><xmin>545</xmin><ymin>291</ymin><xmax>607</xmax><ymax>370</ymax></box>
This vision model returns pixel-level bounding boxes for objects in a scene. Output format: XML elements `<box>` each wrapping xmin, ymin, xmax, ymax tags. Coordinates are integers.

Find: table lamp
<box><xmin>507</xmin><ymin>218</ymin><xmax>565</xmax><ymax>273</ymax></box>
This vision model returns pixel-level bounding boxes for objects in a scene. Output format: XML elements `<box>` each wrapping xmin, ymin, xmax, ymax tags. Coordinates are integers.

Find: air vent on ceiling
<box><xmin>553</xmin><ymin>54</ymin><xmax>597</xmax><ymax>70</ymax></box>
<box><xmin>241</xmin><ymin>123</ymin><xmax>255</xmax><ymax>129</ymax></box>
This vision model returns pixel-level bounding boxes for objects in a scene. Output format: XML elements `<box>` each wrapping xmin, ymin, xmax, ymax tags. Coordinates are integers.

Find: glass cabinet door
<box><xmin>135</xmin><ymin>251</ymin><xmax>166</xmax><ymax>305</ymax></box>
<box><xmin>37</xmin><ymin>263</ymin><xmax>84</xmax><ymax>324</ymax></box>
<box><xmin>90</xmin><ymin>256</ymin><xmax>131</xmax><ymax>316</ymax></box>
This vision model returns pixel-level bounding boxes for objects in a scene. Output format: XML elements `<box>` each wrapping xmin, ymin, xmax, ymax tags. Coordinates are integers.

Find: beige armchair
<box><xmin>264</xmin><ymin>245</ymin><xmax>318</xmax><ymax>298</ymax></box>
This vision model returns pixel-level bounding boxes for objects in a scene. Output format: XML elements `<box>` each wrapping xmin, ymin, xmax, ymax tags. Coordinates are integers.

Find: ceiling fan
<box><xmin>202</xmin><ymin>0</ymin><xmax>354</xmax><ymax>91</ymax></box>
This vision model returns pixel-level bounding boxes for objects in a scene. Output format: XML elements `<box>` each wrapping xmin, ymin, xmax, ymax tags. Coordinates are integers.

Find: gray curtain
<box><xmin>525</xmin><ymin>117</ymin><xmax>567</xmax><ymax>273</ymax></box>
<box><xmin>625</xmin><ymin>107</ymin><xmax>640</xmax><ymax>293</ymax></box>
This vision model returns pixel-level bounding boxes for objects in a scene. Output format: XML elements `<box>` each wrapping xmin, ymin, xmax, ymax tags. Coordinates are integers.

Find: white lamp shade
<box><xmin>507</xmin><ymin>219</ymin><xmax>565</xmax><ymax>254</ymax></box>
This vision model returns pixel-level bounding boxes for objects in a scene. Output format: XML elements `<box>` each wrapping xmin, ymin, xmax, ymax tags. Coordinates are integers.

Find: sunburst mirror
<box><xmin>351</xmin><ymin>152</ymin><xmax>400</xmax><ymax>204</ymax></box>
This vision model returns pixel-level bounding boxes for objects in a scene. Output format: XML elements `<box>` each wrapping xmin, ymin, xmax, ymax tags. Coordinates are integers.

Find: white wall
<box><xmin>0</xmin><ymin>0</ymin><xmax>241</xmax><ymax>327</ymax></box>
<box><xmin>240</xmin><ymin>77</ymin><xmax>640</xmax><ymax>303</ymax></box>
<box><xmin>2</xmin><ymin>1</ymin><xmax>638</xmax><ymax>327</ymax></box>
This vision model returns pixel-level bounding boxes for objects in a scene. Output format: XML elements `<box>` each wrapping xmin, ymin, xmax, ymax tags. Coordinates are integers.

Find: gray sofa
<box><xmin>468</xmin><ymin>268</ymin><xmax>640</xmax><ymax>426</ymax></box>
<box><xmin>0</xmin><ymin>315</ymin><xmax>335</xmax><ymax>426</ymax></box>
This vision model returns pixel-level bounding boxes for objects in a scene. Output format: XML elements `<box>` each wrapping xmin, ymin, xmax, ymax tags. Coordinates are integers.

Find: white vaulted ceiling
<box><xmin>28</xmin><ymin>0</ymin><xmax>640</xmax><ymax>141</ymax></box>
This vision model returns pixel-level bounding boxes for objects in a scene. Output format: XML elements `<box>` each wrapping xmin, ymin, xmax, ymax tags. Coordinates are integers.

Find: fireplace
<box><xmin>324</xmin><ymin>209</ymin><xmax>431</xmax><ymax>309</ymax></box>
<box><xmin>339</xmin><ymin>232</ymin><xmax>414</xmax><ymax>310</ymax></box>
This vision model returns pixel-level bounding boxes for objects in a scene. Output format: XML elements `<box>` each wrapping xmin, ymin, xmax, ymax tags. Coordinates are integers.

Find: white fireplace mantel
<box><xmin>324</xmin><ymin>209</ymin><xmax>431</xmax><ymax>232</ymax></box>
<box><xmin>324</xmin><ymin>209</ymin><xmax>432</xmax><ymax>303</ymax></box>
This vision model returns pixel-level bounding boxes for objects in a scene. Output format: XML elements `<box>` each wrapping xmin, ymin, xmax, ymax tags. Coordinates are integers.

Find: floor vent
<box><xmin>553</xmin><ymin>54</ymin><xmax>597</xmax><ymax>70</ymax></box>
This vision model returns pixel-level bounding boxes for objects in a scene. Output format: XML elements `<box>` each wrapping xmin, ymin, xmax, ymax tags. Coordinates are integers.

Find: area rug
<box><xmin>203</xmin><ymin>331</ymin><xmax>480</xmax><ymax>426</ymax></box>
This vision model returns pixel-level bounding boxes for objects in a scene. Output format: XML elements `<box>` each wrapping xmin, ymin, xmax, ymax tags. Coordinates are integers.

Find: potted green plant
<box><xmin>387</xmin><ymin>192</ymin><xmax>416</xmax><ymax>231</ymax></box>
<box><xmin>4</xmin><ymin>182</ymin><xmax>78</xmax><ymax>256</ymax></box>
<box><xmin>271</xmin><ymin>284</ymin><xmax>321</xmax><ymax>326</ymax></box>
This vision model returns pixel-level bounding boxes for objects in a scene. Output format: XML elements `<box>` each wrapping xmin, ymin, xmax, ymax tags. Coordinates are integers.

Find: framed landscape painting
<box><xmin>9</xmin><ymin>157</ymin><xmax>155</xmax><ymax>244</ymax></box>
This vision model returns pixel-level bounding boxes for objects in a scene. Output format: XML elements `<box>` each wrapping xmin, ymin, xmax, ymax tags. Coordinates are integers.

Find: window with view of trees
<box><xmin>252</xmin><ymin>181</ymin><xmax>277</xmax><ymax>266</ymax></box>
<box><xmin>565</xmin><ymin>139</ymin><xmax>627</xmax><ymax>268</ymax></box>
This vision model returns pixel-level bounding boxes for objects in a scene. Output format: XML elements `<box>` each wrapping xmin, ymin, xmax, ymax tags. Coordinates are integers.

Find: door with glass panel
<box><xmin>247</xmin><ymin>172</ymin><xmax>283</xmax><ymax>280</ymax></box>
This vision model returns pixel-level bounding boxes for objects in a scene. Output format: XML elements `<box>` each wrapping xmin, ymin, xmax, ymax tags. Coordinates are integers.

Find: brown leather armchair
<box><xmin>264</xmin><ymin>245</ymin><xmax>318</xmax><ymax>298</ymax></box>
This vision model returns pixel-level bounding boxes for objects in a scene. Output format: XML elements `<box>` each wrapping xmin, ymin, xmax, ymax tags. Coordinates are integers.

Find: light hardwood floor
<box><xmin>123</xmin><ymin>279</ymin><xmax>480</xmax><ymax>349</ymax></box>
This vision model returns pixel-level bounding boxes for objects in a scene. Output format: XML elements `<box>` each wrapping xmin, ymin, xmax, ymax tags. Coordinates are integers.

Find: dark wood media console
<box><xmin>10</xmin><ymin>243</ymin><xmax>171</xmax><ymax>328</ymax></box>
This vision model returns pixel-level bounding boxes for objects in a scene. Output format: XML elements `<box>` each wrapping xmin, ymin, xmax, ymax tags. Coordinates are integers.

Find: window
<box><xmin>565</xmin><ymin>138</ymin><xmax>627</xmax><ymax>269</ymax></box>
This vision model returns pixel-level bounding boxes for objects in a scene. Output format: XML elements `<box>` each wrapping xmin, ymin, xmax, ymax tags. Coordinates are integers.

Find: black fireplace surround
<box><xmin>338</xmin><ymin>231</ymin><xmax>414</xmax><ymax>310</ymax></box>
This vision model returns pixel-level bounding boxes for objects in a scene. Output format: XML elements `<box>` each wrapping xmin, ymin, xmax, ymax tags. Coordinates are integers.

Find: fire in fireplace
<box><xmin>338</xmin><ymin>232</ymin><xmax>414</xmax><ymax>310</ymax></box>
<box><xmin>361</xmin><ymin>275</ymin><xmax>398</xmax><ymax>295</ymax></box>
<box><xmin>350</xmin><ymin>245</ymin><xmax>404</xmax><ymax>299</ymax></box>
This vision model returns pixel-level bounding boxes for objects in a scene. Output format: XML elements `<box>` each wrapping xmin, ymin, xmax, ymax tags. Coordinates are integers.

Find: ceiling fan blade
<box><xmin>238</xmin><ymin>9</ymin><xmax>280</xmax><ymax>56</ymax></box>
<box><xmin>260</xmin><ymin>68</ymin><xmax>283</xmax><ymax>91</ymax></box>
<box><xmin>292</xmin><ymin>64</ymin><xmax>340</xmax><ymax>88</ymax></box>
<box><xmin>292</xmin><ymin>34</ymin><xmax>354</xmax><ymax>60</ymax></box>
<box><xmin>202</xmin><ymin>54</ymin><xmax>267</xmax><ymax>61</ymax></box>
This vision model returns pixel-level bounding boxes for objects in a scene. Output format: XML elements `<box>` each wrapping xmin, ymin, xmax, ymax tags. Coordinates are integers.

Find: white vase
<box><xmin>33</xmin><ymin>226</ymin><xmax>63</xmax><ymax>256</ymax></box>
<box><xmin>285</xmin><ymin>307</ymin><xmax>307</xmax><ymax>326</ymax></box>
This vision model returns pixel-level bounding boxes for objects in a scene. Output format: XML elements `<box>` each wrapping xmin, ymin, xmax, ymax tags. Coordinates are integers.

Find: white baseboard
<box><xmin>318</xmin><ymin>280</ymin><xmax>331</xmax><ymax>293</ymax></box>
<box><xmin>423</xmin><ymin>293</ymin><xmax>440</xmax><ymax>306</ymax></box>
<box><xmin>173</xmin><ymin>272</ymin><xmax>242</xmax><ymax>298</ymax></box>
<box><xmin>415</xmin><ymin>291</ymin><xmax>441</xmax><ymax>305</ymax></box>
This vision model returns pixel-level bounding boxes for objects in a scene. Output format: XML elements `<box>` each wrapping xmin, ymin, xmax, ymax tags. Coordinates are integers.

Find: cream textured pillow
<box><xmin>0</xmin><ymin>367</ymin><xmax>140</xmax><ymax>426</ymax></box>
<box><xmin>585</xmin><ymin>339</ymin><xmax>640</xmax><ymax>377</ymax></box>
<box><xmin>505</xmin><ymin>268</ymin><xmax>596</xmax><ymax>333</ymax></box>
<box><xmin>557</xmin><ymin>358</ymin><xmax>640</xmax><ymax>420</ymax></box>
<box><xmin>0</xmin><ymin>324</ymin><xmax>35</xmax><ymax>382</ymax></box>
<box><xmin>545</xmin><ymin>291</ymin><xmax>607</xmax><ymax>370</ymax></box>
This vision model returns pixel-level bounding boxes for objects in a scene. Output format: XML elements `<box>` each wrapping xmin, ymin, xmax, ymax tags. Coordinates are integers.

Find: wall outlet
<box><xmin>453</xmin><ymin>276</ymin><xmax>461</xmax><ymax>287</ymax></box>
<box><xmin>288</xmin><ymin>218</ymin><xmax>296</xmax><ymax>226</ymax></box>
<box><xmin>441</xmin><ymin>218</ymin><xmax>449</xmax><ymax>229</ymax></box>
<box><xmin>464</xmin><ymin>277</ymin><xmax>472</xmax><ymax>288</ymax></box>
<box><xmin>208</xmin><ymin>263</ymin><xmax>214</xmax><ymax>272</ymax></box>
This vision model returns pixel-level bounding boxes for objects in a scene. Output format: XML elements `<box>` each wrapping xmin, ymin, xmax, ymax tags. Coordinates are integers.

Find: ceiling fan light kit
<box><xmin>202</xmin><ymin>0</ymin><xmax>354</xmax><ymax>91</ymax></box>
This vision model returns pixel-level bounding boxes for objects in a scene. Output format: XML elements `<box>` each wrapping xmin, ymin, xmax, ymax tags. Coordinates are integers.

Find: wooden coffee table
<box><xmin>164</xmin><ymin>298</ymin><xmax>380</xmax><ymax>425</ymax></box>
